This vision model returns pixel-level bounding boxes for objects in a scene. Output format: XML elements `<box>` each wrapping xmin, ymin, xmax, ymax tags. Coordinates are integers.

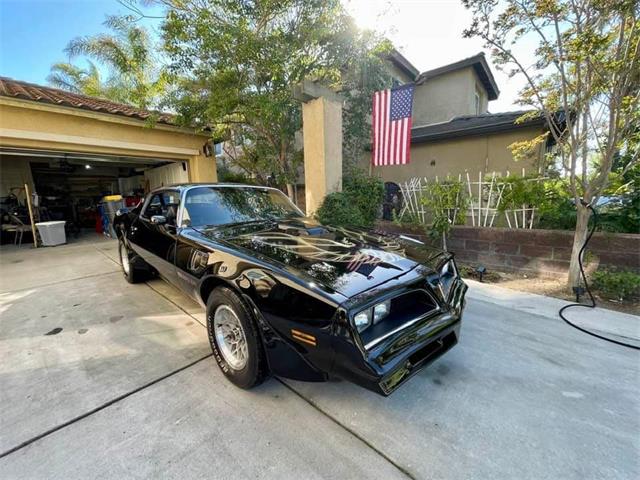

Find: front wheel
<box><xmin>206</xmin><ymin>286</ymin><xmax>267</xmax><ymax>389</ymax></box>
<box><xmin>118</xmin><ymin>239</ymin><xmax>147</xmax><ymax>284</ymax></box>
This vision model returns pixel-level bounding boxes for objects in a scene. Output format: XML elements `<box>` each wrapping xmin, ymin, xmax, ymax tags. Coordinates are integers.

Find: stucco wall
<box><xmin>144</xmin><ymin>162</ymin><xmax>190</xmax><ymax>190</ymax></box>
<box><xmin>384</xmin><ymin>59</ymin><xmax>416</xmax><ymax>84</ymax></box>
<box><xmin>412</xmin><ymin>67</ymin><xmax>478</xmax><ymax>126</ymax></box>
<box><xmin>0</xmin><ymin>155</ymin><xmax>35</xmax><ymax>199</ymax></box>
<box><xmin>470</xmin><ymin>69</ymin><xmax>489</xmax><ymax>114</ymax></box>
<box><xmin>302</xmin><ymin>96</ymin><xmax>343</xmax><ymax>214</ymax></box>
<box><xmin>367</xmin><ymin>126</ymin><xmax>545</xmax><ymax>183</ymax></box>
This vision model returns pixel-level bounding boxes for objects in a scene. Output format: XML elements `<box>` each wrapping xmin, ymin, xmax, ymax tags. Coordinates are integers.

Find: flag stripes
<box><xmin>372</xmin><ymin>85</ymin><xmax>414</xmax><ymax>166</ymax></box>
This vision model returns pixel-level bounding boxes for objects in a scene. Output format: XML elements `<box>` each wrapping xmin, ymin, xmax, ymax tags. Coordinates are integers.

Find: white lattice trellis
<box><xmin>398</xmin><ymin>169</ymin><xmax>543</xmax><ymax>229</ymax></box>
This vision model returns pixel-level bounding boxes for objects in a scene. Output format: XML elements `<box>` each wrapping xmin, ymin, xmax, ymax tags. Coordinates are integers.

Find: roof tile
<box><xmin>0</xmin><ymin>76</ymin><xmax>174</xmax><ymax>124</ymax></box>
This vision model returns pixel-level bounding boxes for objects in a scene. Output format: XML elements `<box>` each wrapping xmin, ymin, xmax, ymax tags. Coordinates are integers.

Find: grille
<box><xmin>360</xmin><ymin>289</ymin><xmax>439</xmax><ymax>350</ymax></box>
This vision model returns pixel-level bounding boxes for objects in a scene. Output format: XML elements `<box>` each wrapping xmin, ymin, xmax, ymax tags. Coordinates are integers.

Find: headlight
<box><xmin>354</xmin><ymin>299</ymin><xmax>391</xmax><ymax>333</ymax></box>
<box><xmin>354</xmin><ymin>310</ymin><xmax>372</xmax><ymax>332</ymax></box>
<box><xmin>373</xmin><ymin>300</ymin><xmax>391</xmax><ymax>323</ymax></box>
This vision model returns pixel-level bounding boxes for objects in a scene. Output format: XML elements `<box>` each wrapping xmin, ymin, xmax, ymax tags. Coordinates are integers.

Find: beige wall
<box><xmin>368</xmin><ymin>126</ymin><xmax>546</xmax><ymax>184</ymax></box>
<box><xmin>302</xmin><ymin>96</ymin><xmax>343</xmax><ymax>214</ymax></box>
<box><xmin>412</xmin><ymin>67</ymin><xmax>481</xmax><ymax>127</ymax></box>
<box><xmin>0</xmin><ymin>155</ymin><xmax>35</xmax><ymax>201</ymax></box>
<box><xmin>384</xmin><ymin>60</ymin><xmax>415</xmax><ymax>84</ymax></box>
<box><xmin>471</xmin><ymin>69</ymin><xmax>489</xmax><ymax>114</ymax></box>
<box><xmin>0</xmin><ymin>99</ymin><xmax>217</xmax><ymax>183</ymax></box>
<box><xmin>144</xmin><ymin>162</ymin><xmax>190</xmax><ymax>190</ymax></box>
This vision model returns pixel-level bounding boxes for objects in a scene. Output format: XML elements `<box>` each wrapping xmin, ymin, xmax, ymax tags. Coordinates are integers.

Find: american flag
<box><xmin>372</xmin><ymin>84</ymin><xmax>414</xmax><ymax>166</ymax></box>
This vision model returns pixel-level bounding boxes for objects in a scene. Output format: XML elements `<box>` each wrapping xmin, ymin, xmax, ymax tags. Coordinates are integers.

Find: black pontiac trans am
<box><xmin>114</xmin><ymin>183</ymin><xmax>467</xmax><ymax>396</ymax></box>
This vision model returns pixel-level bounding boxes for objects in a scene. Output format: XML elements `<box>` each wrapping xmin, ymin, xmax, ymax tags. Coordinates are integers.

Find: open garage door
<box><xmin>0</xmin><ymin>147</ymin><xmax>188</xmax><ymax>245</ymax></box>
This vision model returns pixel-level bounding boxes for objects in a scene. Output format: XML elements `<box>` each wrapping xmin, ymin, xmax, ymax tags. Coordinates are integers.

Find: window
<box><xmin>142</xmin><ymin>194</ymin><xmax>163</xmax><ymax>218</ymax></box>
<box><xmin>474</xmin><ymin>86</ymin><xmax>482</xmax><ymax>115</ymax></box>
<box><xmin>182</xmin><ymin>186</ymin><xmax>302</xmax><ymax>227</ymax></box>
<box><xmin>141</xmin><ymin>190</ymin><xmax>181</xmax><ymax>225</ymax></box>
<box><xmin>214</xmin><ymin>143</ymin><xmax>222</xmax><ymax>156</ymax></box>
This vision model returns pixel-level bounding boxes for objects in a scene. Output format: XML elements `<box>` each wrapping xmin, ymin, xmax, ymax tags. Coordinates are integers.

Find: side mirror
<box><xmin>151</xmin><ymin>215</ymin><xmax>167</xmax><ymax>225</ymax></box>
<box><xmin>115</xmin><ymin>207</ymin><xmax>129</xmax><ymax>217</ymax></box>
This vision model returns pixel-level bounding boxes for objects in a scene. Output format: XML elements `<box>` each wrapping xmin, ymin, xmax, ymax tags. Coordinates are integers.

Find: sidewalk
<box><xmin>466</xmin><ymin>279</ymin><xmax>640</xmax><ymax>345</ymax></box>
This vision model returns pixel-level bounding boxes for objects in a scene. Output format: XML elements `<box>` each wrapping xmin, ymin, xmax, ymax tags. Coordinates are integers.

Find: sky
<box><xmin>0</xmin><ymin>0</ymin><xmax>526</xmax><ymax>112</ymax></box>
<box><xmin>0</xmin><ymin>0</ymin><xmax>163</xmax><ymax>86</ymax></box>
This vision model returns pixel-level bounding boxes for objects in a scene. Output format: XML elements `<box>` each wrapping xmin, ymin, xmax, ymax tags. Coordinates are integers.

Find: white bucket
<box><xmin>35</xmin><ymin>221</ymin><xmax>66</xmax><ymax>246</ymax></box>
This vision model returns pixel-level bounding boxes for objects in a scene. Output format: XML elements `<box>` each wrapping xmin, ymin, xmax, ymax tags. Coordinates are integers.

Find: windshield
<box><xmin>182</xmin><ymin>186</ymin><xmax>303</xmax><ymax>227</ymax></box>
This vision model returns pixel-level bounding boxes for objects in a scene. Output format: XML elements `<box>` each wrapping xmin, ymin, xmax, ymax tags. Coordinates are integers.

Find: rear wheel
<box><xmin>206</xmin><ymin>286</ymin><xmax>267</xmax><ymax>389</ymax></box>
<box><xmin>118</xmin><ymin>239</ymin><xmax>148</xmax><ymax>284</ymax></box>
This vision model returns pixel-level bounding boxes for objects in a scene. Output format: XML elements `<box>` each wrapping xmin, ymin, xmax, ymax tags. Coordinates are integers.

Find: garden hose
<box><xmin>558</xmin><ymin>201</ymin><xmax>640</xmax><ymax>350</ymax></box>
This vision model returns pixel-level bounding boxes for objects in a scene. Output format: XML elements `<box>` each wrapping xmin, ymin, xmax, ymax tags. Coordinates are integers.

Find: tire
<box><xmin>206</xmin><ymin>286</ymin><xmax>268</xmax><ymax>389</ymax></box>
<box><xmin>118</xmin><ymin>239</ymin><xmax>147</xmax><ymax>284</ymax></box>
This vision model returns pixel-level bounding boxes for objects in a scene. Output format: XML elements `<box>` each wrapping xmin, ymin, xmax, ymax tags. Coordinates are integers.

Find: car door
<box><xmin>129</xmin><ymin>189</ymin><xmax>180</xmax><ymax>286</ymax></box>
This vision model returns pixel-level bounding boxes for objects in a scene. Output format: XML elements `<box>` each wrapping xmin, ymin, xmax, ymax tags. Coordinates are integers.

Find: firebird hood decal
<box><xmin>198</xmin><ymin>219</ymin><xmax>447</xmax><ymax>297</ymax></box>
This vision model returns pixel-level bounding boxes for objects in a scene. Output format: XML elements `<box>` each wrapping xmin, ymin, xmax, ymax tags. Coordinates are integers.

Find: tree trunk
<box><xmin>567</xmin><ymin>204</ymin><xmax>591</xmax><ymax>287</ymax></box>
<box><xmin>286</xmin><ymin>183</ymin><xmax>295</xmax><ymax>202</ymax></box>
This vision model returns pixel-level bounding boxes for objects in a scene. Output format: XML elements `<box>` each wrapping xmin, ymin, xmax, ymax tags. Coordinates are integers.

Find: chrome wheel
<box><xmin>120</xmin><ymin>242</ymin><xmax>130</xmax><ymax>275</ymax></box>
<box><xmin>213</xmin><ymin>304</ymin><xmax>248</xmax><ymax>370</ymax></box>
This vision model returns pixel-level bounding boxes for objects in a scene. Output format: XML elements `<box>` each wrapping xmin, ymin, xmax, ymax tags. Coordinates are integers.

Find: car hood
<box><xmin>197</xmin><ymin>218</ymin><xmax>450</xmax><ymax>298</ymax></box>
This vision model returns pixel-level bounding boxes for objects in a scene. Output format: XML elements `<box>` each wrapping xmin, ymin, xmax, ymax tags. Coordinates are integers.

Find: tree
<box><xmin>49</xmin><ymin>61</ymin><xmax>107</xmax><ymax>98</ymax></box>
<box><xmin>159</xmin><ymin>0</ymin><xmax>388</xmax><ymax>197</ymax></box>
<box><xmin>463</xmin><ymin>0</ymin><xmax>639</xmax><ymax>287</ymax></box>
<box><xmin>340</xmin><ymin>38</ymin><xmax>395</xmax><ymax>169</ymax></box>
<box><xmin>48</xmin><ymin>15</ymin><xmax>166</xmax><ymax>109</ymax></box>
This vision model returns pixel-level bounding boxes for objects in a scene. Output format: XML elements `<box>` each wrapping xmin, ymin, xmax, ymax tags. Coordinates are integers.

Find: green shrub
<box><xmin>591</xmin><ymin>269</ymin><xmax>640</xmax><ymax>302</ymax></box>
<box><xmin>316</xmin><ymin>192</ymin><xmax>366</xmax><ymax>227</ymax></box>
<box><xmin>536</xmin><ymin>177</ymin><xmax>577</xmax><ymax>230</ymax></box>
<box><xmin>218</xmin><ymin>167</ymin><xmax>254</xmax><ymax>184</ymax></box>
<box><xmin>534</xmin><ymin>169</ymin><xmax>639</xmax><ymax>233</ymax></box>
<box><xmin>421</xmin><ymin>180</ymin><xmax>468</xmax><ymax>245</ymax></box>
<box><xmin>498</xmin><ymin>174</ymin><xmax>546</xmax><ymax>213</ymax></box>
<box><xmin>342</xmin><ymin>169</ymin><xmax>385</xmax><ymax>225</ymax></box>
<box><xmin>316</xmin><ymin>168</ymin><xmax>384</xmax><ymax>227</ymax></box>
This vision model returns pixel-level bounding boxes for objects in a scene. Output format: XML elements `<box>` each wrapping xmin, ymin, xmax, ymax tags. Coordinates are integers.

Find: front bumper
<box><xmin>332</xmin><ymin>277</ymin><xmax>467</xmax><ymax>396</ymax></box>
<box><xmin>376</xmin><ymin>319</ymin><xmax>460</xmax><ymax>395</ymax></box>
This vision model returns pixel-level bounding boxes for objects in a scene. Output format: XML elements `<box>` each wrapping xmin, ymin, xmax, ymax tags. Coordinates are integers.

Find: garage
<box><xmin>1</xmin><ymin>148</ymin><xmax>190</xmax><ymax>243</ymax></box>
<box><xmin>0</xmin><ymin>77</ymin><xmax>216</xmax><ymax>246</ymax></box>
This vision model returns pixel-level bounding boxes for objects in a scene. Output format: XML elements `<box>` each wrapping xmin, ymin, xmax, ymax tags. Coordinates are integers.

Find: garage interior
<box><xmin>0</xmin><ymin>147</ymin><xmax>189</xmax><ymax>246</ymax></box>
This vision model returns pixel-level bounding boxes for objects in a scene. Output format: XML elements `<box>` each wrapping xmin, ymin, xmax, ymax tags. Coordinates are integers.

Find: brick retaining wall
<box><xmin>377</xmin><ymin>222</ymin><xmax>640</xmax><ymax>277</ymax></box>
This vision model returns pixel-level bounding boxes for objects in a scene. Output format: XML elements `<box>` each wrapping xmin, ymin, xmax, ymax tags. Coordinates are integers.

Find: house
<box><xmin>366</xmin><ymin>53</ymin><xmax>558</xmax><ymax>183</ymax></box>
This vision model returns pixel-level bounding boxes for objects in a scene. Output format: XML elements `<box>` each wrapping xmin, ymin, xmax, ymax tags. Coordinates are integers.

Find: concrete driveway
<box><xmin>1</xmin><ymin>237</ymin><xmax>638</xmax><ymax>479</ymax></box>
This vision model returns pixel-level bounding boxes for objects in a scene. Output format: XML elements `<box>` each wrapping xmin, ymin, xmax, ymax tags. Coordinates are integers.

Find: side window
<box><xmin>162</xmin><ymin>191</ymin><xmax>180</xmax><ymax>225</ymax></box>
<box><xmin>142</xmin><ymin>194</ymin><xmax>163</xmax><ymax>218</ymax></box>
<box><xmin>141</xmin><ymin>190</ymin><xmax>180</xmax><ymax>225</ymax></box>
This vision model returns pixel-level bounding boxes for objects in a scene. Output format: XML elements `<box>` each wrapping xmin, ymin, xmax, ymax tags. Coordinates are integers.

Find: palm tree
<box><xmin>47</xmin><ymin>15</ymin><xmax>166</xmax><ymax>109</ymax></box>
<box><xmin>48</xmin><ymin>61</ymin><xmax>127</xmax><ymax>102</ymax></box>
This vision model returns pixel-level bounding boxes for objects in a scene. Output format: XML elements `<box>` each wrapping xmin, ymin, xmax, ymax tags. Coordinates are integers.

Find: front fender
<box><xmin>198</xmin><ymin>268</ymin><xmax>337</xmax><ymax>382</ymax></box>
